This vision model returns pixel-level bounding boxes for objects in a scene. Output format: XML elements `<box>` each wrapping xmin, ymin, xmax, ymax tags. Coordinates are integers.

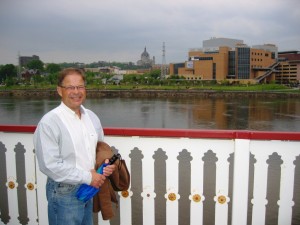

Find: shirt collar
<box><xmin>60</xmin><ymin>102</ymin><xmax>86</xmax><ymax>118</ymax></box>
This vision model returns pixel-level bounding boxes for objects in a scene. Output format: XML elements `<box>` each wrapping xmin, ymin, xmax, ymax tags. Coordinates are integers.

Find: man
<box><xmin>34</xmin><ymin>68</ymin><xmax>115</xmax><ymax>225</ymax></box>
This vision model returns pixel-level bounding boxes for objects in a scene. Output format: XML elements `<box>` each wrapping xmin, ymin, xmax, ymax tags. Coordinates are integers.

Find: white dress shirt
<box><xmin>33</xmin><ymin>102</ymin><xmax>104</xmax><ymax>185</ymax></box>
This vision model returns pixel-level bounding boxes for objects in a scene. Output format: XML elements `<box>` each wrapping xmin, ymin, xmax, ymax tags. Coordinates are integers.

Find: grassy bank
<box><xmin>1</xmin><ymin>83</ymin><xmax>299</xmax><ymax>93</ymax></box>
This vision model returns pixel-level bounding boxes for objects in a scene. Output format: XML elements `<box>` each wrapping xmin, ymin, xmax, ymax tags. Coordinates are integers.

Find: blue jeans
<box><xmin>46</xmin><ymin>178</ymin><xmax>93</xmax><ymax>225</ymax></box>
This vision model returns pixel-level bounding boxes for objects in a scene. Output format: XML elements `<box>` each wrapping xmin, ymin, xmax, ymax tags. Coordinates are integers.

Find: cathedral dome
<box><xmin>141</xmin><ymin>47</ymin><xmax>149</xmax><ymax>57</ymax></box>
<box><xmin>137</xmin><ymin>46</ymin><xmax>154</xmax><ymax>67</ymax></box>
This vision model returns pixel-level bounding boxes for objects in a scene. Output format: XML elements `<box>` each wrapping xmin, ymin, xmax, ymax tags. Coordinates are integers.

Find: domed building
<box><xmin>137</xmin><ymin>47</ymin><xmax>155</xmax><ymax>67</ymax></box>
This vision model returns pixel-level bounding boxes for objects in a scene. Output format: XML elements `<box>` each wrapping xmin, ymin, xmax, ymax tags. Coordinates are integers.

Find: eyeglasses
<box><xmin>60</xmin><ymin>85</ymin><xmax>86</xmax><ymax>91</ymax></box>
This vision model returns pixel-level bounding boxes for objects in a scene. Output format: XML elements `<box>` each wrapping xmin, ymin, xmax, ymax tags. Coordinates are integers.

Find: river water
<box><xmin>0</xmin><ymin>96</ymin><xmax>300</xmax><ymax>131</ymax></box>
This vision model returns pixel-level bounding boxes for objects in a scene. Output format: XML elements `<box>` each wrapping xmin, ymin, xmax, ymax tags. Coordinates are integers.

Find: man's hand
<box><xmin>102</xmin><ymin>158</ymin><xmax>116</xmax><ymax>177</ymax></box>
<box><xmin>90</xmin><ymin>169</ymin><xmax>106</xmax><ymax>188</ymax></box>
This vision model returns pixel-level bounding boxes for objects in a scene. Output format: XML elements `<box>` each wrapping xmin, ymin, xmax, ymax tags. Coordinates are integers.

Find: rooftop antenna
<box><xmin>17</xmin><ymin>51</ymin><xmax>21</xmax><ymax>79</ymax></box>
<box><xmin>161</xmin><ymin>42</ymin><xmax>166</xmax><ymax>79</ymax></box>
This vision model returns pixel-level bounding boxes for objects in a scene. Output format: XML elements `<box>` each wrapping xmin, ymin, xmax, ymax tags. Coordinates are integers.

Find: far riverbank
<box><xmin>0</xmin><ymin>89</ymin><xmax>300</xmax><ymax>98</ymax></box>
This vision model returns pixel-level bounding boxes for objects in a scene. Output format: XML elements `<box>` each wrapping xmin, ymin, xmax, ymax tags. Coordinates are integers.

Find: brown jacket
<box><xmin>93</xmin><ymin>141</ymin><xmax>130</xmax><ymax>220</ymax></box>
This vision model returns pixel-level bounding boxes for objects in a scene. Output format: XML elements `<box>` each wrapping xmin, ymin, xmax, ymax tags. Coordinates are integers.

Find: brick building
<box><xmin>169</xmin><ymin>38</ymin><xmax>282</xmax><ymax>84</ymax></box>
<box><xmin>276</xmin><ymin>51</ymin><xmax>300</xmax><ymax>85</ymax></box>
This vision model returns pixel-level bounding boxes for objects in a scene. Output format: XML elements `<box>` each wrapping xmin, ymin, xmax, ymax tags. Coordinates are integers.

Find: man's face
<box><xmin>57</xmin><ymin>73</ymin><xmax>86</xmax><ymax>113</ymax></box>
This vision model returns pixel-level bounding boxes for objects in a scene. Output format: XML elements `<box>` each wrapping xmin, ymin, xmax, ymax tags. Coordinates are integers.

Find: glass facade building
<box><xmin>228</xmin><ymin>51</ymin><xmax>236</xmax><ymax>78</ymax></box>
<box><xmin>237</xmin><ymin>47</ymin><xmax>250</xmax><ymax>79</ymax></box>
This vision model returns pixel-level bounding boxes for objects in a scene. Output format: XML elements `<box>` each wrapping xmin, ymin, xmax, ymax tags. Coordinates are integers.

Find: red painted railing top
<box><xmin>1</xmin><ymin>125</ymin><xmax>300</xmax><ymax>141</ymax></box>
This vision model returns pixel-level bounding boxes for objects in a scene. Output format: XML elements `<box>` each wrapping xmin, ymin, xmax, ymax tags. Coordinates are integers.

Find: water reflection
<box><xmin>0</xmin><ymin>96</ymin><xmax>299</xmax><ymax>131</ymax></box>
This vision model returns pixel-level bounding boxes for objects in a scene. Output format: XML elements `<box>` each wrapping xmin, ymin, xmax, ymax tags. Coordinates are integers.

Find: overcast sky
<box><xmin>0</xmin><ymin>0</ymin><xmax>299</xmax><ymax>65</ymax></box>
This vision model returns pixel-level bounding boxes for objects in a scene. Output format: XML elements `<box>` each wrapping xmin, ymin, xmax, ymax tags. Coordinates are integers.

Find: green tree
<box><xmin>0</xmin><ymin>64</ymin><xmax>17</xmax><ymax>83</ymax></box>
<box><xmin>27</xmin><ymin>59</ymin><xmax>44</xmax><ymax>71</ymax></box>
<box><xmin>46</xmin><ymin>63</ymin><xmax>61</xmax><ymax>73</ymax></box>
<box><xmin>5</xmin><ymin>76</ymin><xmax>15</xmax><ymax>86</ymax></box>
<box><xmin>149</xmin><ymin>69</ymin><xmax>161</xmax><ymax>79</ymax></box>
<box><xmin>32</xmin><ymin>74</ymin><xmax>44</xmax><ymax>85</ymax></box>
<box><xmin>123</xmin><ymin>74</ymin><xmax>138</xmax><ymax>83</ymax></box>
<box><xmin>85</xmin><ymin>71</ymin><xmax>97</xmax><ymax>85</ymax></box>
<box><xmin>45</xmin><ymin>72</ymin><xmax>59</xmax><ymax>85</ymax></box>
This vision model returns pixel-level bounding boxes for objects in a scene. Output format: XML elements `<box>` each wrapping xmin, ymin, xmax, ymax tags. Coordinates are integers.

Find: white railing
<box><xmin>0</xmin><ymin>126</ymin><xmax>300</xmax><ymax>225</ymax></box>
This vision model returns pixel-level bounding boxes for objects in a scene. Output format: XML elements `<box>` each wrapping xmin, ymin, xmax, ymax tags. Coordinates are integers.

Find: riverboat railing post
<box><xmin>35</xmin><ymin>160</ymin><xmax>48</xmax><ymax>224</ymax></box>
<box><xmin>231</xmin><ymin>139</ymin><xmax>250</xmax><ymax>225</ymax></box>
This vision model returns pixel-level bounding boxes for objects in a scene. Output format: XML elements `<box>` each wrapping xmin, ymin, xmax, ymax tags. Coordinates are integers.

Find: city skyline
<box><xmin>1</xmin><ymin>0</ymin><xmax>299</xmax><ymax>65</ymax></box>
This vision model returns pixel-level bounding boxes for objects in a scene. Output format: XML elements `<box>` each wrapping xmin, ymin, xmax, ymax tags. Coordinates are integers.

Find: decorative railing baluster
<box><xmin>2</xmin><ymin>134</ymin><xmax>20</xmax><ymax>225</ymax></box>
<box><xmin>253</xmin><ymin>140</ymin><xmax>298</xmax><ymax>225</ymax></box>
<box><xmin>189</xmin><ymin>140</ymin><xmax>205</xmax><ymax>225</ymax></box>
<box><xmin>231</xmin><ymin>139</ymin><xmax>251</xmax><ymax>225</ymax></box>
<box><xmin>250</xmin><ymin>143</ymin><xmax>271</xmax><ymax>225</ymax></box>
<box><xmin>214</xmin><ymin>140</ymin><xmax>233</xmax><ymax>225</ymax></box>
<box><xmin>22</xmin><ymin>134</ymin><xmax>38</xmax><ymax>225</ymax></box>
<box><xmin>164</xmin><ymin>139</ymin><xmax>181</xmax><ymax>225</ymax></box>
<box><xmin>0</xmin><ymin>142</ymin><xmax>10</xmax><ymax>224</ymax></box>
<box><xmin>106</xmin><ymin>137</ymin><xmax>134</xmax><ymax>225</ymax></box>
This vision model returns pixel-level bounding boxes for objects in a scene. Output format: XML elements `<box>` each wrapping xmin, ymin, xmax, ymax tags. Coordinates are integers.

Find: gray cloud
<box><xmin>0</xmin><ymin>0</ymin><xmax>299</xmax><ymax>65</ymax></box>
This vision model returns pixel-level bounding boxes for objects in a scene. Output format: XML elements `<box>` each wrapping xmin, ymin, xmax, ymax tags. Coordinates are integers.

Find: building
<box><xmin>276</xmin><ymin>51</ymin><xmax>300</xmax><ymax>85</ymax></box>
<box><xmin>19</xmin><ymin>55</ymin><xmax>40</xmax><ymax>67</ymax></box>
<box><xmin>169</xmin><ymin>38</ymin><xmax>279</xmax><ymax>84</ymax></box>
<box><xmin>203</xmin><ymin>37</ymin><xmax>243</xmax><ymax>52</ymax></box>
<box><xmin>137</xmin><ymin>47</ymin><xmax>155</xmax><ymax>68</ymax></box>
<box><xmin>84</xmin><ymin>68</ymin><xmax>100</xmax><ymax>73</ymax></box>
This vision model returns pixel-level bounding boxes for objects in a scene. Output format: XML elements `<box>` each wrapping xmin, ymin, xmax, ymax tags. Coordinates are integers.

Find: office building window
<box><xmin>237</xmin><ymin>48</ymin><xmax>250</xmax><ymax>79</ymax></box>
<box><xmin>228</xmin><ymin>51</ymin><xmax>235</xmax><ymax>77</ymax></box>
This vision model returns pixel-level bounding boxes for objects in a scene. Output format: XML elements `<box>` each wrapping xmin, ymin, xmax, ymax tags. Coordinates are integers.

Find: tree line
<box><xmin>0</xmin><ymin>59</ymin><xmax>160</xmax><ymax>86</ymax></box>
<box><xmin>0</xmin><ymin>59</ymin><xmax>170</xmax><ymax>87</ymax></box>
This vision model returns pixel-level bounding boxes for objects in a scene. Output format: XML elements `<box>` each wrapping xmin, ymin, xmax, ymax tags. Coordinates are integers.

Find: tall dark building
<box><xmin>19</xmin><ymin>55</ymin><xmax>40</xmax><ymax>67</ymax></box>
